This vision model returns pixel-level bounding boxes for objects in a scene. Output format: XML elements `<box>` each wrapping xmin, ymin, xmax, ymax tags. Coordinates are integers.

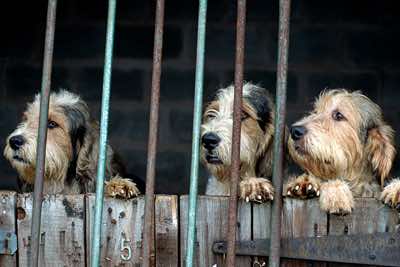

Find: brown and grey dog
<box><xmin>201</xmin><ymin>83</ymin><xmax>275</xmax><ymax>203</ymax></box>
<box><xmin>3</xmin><ymin>90</ymin><xmax>140</xmax><ymax>198</ymax></box>
<box><xmin>285</xmin><ymin>89</ymin><xmax>398</xmax><ymax>214</ymax></box>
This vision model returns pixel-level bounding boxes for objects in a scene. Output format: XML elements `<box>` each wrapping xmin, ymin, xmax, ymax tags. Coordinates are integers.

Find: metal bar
<box><xmin>185</xmin><ymin>0</ymin><xmax>208</xmax><ymax>266</ymax></box>
<box><xmin>226</xmin><ymin>0</ymin><xmax>247</xmax><ymax>266</ymax></box>
<box><xmin>143</xmin><ymin>0</ymin><xmax>165</xmax><ymax>266</ymax></box>
<box><xmin>30</xmin><ymin>0</ymin><xmax>57</xmax><ymax>266</ymax></box>
<box><xmin>213</xmin><ymin>233</ymin><xmax>400</xmax><ymax>267</ymax></box>
<box><xmin>90</xmin><ymin>0</ymin><xmax>117</xmax><ymax>266</ymax></box>
<box><xmin>268</xmin><ymin>0</ymin><xmax>291</xmax><ymax>266</ymax></box>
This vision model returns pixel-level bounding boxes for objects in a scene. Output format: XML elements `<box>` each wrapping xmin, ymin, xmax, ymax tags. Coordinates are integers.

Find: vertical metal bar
<box><xmin>90</xmin><ymin>0</ymin><xmax>117</xmax><ymax>266</ymax></box>
<box><xmin>143</xmin><ymin>0</ymin><xmax>165</xmax><ymax>266</ymax></box>
<box><xmin>30</xmin><ymin>0</ymin><xmax>57</xmax><ymax>266</ymax></box>
<box><xmin>185</xmin><ymin>0</ymin><xmax>208</xmax><ymax>266</ymax></box>
<box><xmin>226</xmin><ymin>0</ymin><xmax>247</xmax><ymax>266</ymax></box>
<box><xmin>268</xmin><ymin>0</ymin><xmax>291</xmax><ymax>266</ymax></box>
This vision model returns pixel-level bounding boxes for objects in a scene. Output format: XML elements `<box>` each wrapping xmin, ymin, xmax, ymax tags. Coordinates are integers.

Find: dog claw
<box><xmin>257</xmin><ymin>195</ymin><xmax>262</xmax><ymax>200</ymax></box>
<box><xmin>286</xmin><ymin>177</ymin><xmax>320</xmax><ymax>200</ymax></box>
<box><xmin>245</xmin><ymin>197</ymin><xmax>250</xmax><ymax>202</ymax></box>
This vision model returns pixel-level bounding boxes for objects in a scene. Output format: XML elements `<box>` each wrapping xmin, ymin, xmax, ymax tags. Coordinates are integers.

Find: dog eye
<box><xmin>48</xmin><ymin>120</ymin><xmax>59</xmax><ymax>129</ymax></box>
<box><xmin>205</xmin><ymin>113</ymin><xmax>217</xmax><ymax>120</ymax></box>
<box><xmin>332</xmin><ymin>110</ymin><xmax>345</xmax><ymax>121</ymax></box>
<box><xmin>241</xmin><ymin>111</ymin><xmax>249</xmax><ymax>121</ymax></box>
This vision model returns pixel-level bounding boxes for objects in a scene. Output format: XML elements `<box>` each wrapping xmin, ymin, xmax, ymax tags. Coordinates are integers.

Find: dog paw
<box><xmin>284</xmin><ymin>173</ymin><xmax>320</xmax><ymax>199</ymax></box>
<box><xmin>319</xmin><ymin>180</ymin><xmax>354</xmax><ymax>215</ymax></box>
<box><xmin>239</xmin><ymin>178</ymin><xmax>274</xmax><ymax>203</ymax></box>
<box><xmin>104</xmin><ymin>176</ymin><xmax>140</xmax><ymax>199</ymax></box>
<box><xmin>381</xmin><ymin>179</ymin><xmax>400</xmax><ymax>211</ymax></box>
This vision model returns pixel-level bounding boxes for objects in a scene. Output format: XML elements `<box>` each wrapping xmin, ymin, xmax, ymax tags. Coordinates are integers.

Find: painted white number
<box><xmin>120</xmin><ymin>234</ymin><xmax>132</xmax><ymax>261</ymax></box>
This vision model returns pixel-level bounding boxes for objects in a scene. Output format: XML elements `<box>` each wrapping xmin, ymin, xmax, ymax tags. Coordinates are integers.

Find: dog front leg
<box><xmin>284</xmin><ymin>173</ymin><xmax>321</xmax><ymax>199</ymax></box>
<box><xmin>104</xmin><ymin>175</ymin><xmax>140</xmax><ymax>199</ymax></box>
<box><xmin>319</xmin><ymin>179</ymin><xmax>354</xmax><ymax>215</ymax></box>
<box><xmin>239</xmin><ymin>177</ymin><xmax>274</xmax><ymax>203</ymax></box>
<box><xmin>381</xmin><ymin>178</ymin><xmax>400</xmax><ymax>211</ymax></box>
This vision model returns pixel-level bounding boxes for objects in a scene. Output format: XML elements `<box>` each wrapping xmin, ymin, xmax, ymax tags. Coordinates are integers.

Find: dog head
<box><xmin>288</xmin><ymin>89</ymin><xmax>395</xmax><ymax>185</ymax></box>
<box><xmin>3</xmin><ymin>90</ymin><xmax>90</xmax><ymax>184</ymax></box>
<box><xmin>201</xmin><ymin>83</ymin><xmax>274</xmax><ymax>180</ymax></box>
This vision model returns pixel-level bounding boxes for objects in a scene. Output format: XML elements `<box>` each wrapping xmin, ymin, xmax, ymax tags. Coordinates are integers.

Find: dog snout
<box><xmin>290</xmin><ymin>126</ymin><xmax>307</xmax><ymax>141</ymax></box>
<box><xmin>202</xmin><ymin>132</ymin><xmax>221</xmax><ymax>150</ymax></box>
<box><xmin>9</xmin><ymin>135</ymin><xmax>25</xmax><ymax>150</ymax></box>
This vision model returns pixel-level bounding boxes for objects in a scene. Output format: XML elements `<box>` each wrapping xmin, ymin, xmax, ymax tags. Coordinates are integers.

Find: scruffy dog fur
<box><xmin>285</xmin><ymin>89</ymin><xmax>398</xmax><ymax>214</ymax></box>
<box><xmin>201</xmin><ymin>83</ymin><xmax>275</xmax><ymax>203</ymax></box>
<box><xmin>4</xmin><ymin>90</ymin><xmax>140</xmax><ymax>198</ymax></box>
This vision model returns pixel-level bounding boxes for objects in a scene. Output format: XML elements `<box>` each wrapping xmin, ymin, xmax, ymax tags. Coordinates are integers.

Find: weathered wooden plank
<box><xmin>329</xmin><ymin>198</ymin><xmax>398</xmax><ymax>235</ymax></box>
<box><xmin>155</xmin><ymin>195</ymin><xmax>179</xmax><ymax>267</ymax></box>
<box><xmin>86</xmin><ymin>194</ymin><xmax>145</xmax><ymax>267</ymax></box>
<box><xmin>253</xmin><ymin>202</ymin><xmax>272</xmax><ymax>239</ymax></box>
<box><xmin>236</xmin><ymin>200</ymin><xmax>252</xmax><ymax>266</ymax></box>
<box><xmin>328</xmin><ymin>198</ymin><xmax>399</xmax><ymax>267</ymax></box>
<box><xmin>252</xmin><ymin>201</ymin><xmax>271</xmax><ymax>266</ymax></box>
<box><xmin>17</xmin><ymin>193</ymin><xmax>85</xmax><ymax>267</ymax></box>
<box><xmin>253</xmin><ymin>199</ymin><xmax>328</xmax><ymax>267</ymax></box>
<box><xmin>282</xmin><ymin>198</ymin><xmax>328</xmax><ymax>238</ymax></box>
<box><xmin>180</xmin><ymin>195</ymin><xmax>252</xmax><ymax>267</ymax></box>
<box><xmin>281</xmin><ymin>198</ymin><xmax>328</xmax><ymax>267</ymax></box>
<box><xmin>0</xmin><ymin>191</ymin><xmax>17</xmax><ymax>267</ymax></box>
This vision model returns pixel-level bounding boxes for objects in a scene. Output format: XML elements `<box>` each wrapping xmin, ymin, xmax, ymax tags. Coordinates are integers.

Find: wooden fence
<box><xmin>0</xmin><ymin>191</ymin><xmax>398</xmax><ymax>267</ymax></box>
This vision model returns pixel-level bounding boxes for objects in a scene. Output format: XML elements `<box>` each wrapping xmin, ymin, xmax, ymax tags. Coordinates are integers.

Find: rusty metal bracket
<box><xmin>0</xmin><ymin>230</ymin><xmax>17</xmax><ymax>255</ymax></box>
<box><xmin>213</xmin><ymin>232</ymin><xmax>400</xmax><ymax>266</ymax></box>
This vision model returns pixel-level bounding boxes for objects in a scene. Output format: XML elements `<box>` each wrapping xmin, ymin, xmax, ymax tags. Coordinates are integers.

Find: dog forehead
<box><xmin>214</xmin><ymin>83</ymin><xmax>268</xmax><ymax>113</ymax></box>
<box><xmin>312</xmin><ymin>90</ymin><xmax>384</xmax><ymax>129</ymax></box>
<box><xmin>27</xmin><ymin>90</ymin><xmax>81</xmax><ymax>114</ymax></box>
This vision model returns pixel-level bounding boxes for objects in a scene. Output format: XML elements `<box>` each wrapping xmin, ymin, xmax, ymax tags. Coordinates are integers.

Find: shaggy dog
<box><xmin>4</xmin><ymin>90</ymin><xmax>141</xmax><ymax>198</ymax></box>
<box><xmin>201</xmin><ymin>83</ymin><xmax>275</xmax><ymax>202</ymax></box>
<box><xmin>285</xmin><ymin>89</ymin><xmax>398</xmax><ymax>214</ymax></box>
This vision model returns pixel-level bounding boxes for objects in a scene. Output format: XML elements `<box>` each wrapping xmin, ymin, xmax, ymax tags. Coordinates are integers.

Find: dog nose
<box><xmin>290</xmin><ymin>126</ymin><xmax>307</xmax><ymax>141</ymax></box>
<box><xmin>9</xmin><ymin>135</ymin><xmax>25</xmax><ymax>150</ymax></box>
<box><xmin>202</xmin><ymin>132</ymin><xmax>221</xmax><ymax>150</ymax></box>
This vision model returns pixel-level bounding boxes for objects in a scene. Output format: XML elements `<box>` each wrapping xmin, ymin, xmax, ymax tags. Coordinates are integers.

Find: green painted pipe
<box><xmin>91</xmin><ymin>0</ymin><xmax>116</xmax><ymax>266</ymax></box>
<box><xmin>186</xmin><ymin>0</ymin><xmax>208</xmax><ymax>266</ymax></box>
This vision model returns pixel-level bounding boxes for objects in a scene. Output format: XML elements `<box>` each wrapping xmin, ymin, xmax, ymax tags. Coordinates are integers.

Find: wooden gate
<box><xmin>0</xmin><ymin>190</ymin><xmax>398</xmax><ymax>266</ymax></box>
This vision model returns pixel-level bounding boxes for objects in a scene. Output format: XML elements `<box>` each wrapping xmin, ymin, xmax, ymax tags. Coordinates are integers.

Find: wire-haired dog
<box><xmin>4</xmin><ymin>90</ymin><xmax>141</xmax><ymax>198</ymax></box>
<box><xmin>201</xmin><ymin>83</ymin><xmax>275</xmax><ymax>203</ymax></box>
<box><xmin>285</xmin><ymin>89</ymin><xmax>398</xmax><ymax>214</ymax></box>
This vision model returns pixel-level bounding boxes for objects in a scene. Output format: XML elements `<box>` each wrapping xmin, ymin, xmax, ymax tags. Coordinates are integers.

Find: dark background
<box><xmin>1</xmin><ymin>0</ymin><xmax>400</xmax><ymax>194</ymax></box>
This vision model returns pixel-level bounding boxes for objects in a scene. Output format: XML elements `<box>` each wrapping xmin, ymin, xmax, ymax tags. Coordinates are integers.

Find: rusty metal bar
<box><xmin>185</xmin><ymin>0</ymin><xmax>208</xmax><ymax>266</ymax></box>
<box><xmin>30</xmin><ymin>0</ymin><xmax>57</xmax><ymax>266</ymax></box>
<box><xmin>90</xmin><ymin>0</ymin><xmax>117</xmax><ymax>266</ymax></box>
<box><xmin>226</xmin><ymin>0</ymin><xmax>247</xmax><ymax>266</ymax></box>
<box><xmin>214</xmin><ymin>233</ymin><xmax>400</xmax><ymax>266</ymax></box>
<box><xmin>269</xmin><ymin>0</ymin><xmax>291</xmax><ymax>266</ymax></box>
<box><xmin>142</xmin><ymin>0</ymin><xmax>165</xmax><ymax>266</ymax></box>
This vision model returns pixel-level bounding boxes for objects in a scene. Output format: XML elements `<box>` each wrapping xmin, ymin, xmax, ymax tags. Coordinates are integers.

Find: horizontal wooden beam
<box><xmin>213</xmin><ymin>232</ymin><xmax>400</xmax><ymax>266</ymax></box>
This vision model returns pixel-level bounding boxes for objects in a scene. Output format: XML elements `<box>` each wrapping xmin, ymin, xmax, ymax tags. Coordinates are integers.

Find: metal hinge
<box><xmin>213</xmin><ymin>232</ymin><xmax>400</xmax><ymax>267</ymax></box>
<box><xmin>0</xmin><ymin>230</ymin><xmax>17</xmax><ymax>255</ymax></box>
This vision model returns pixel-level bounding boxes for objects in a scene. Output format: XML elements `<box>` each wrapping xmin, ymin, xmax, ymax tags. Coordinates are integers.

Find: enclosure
<box><xmin>0</xmin><ymin>0</ymin><xmax>400</xmax><ymax>266</ymax></box>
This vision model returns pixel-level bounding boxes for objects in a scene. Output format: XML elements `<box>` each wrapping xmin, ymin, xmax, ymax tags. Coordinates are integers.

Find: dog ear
<box><xmin>365</xmin><ymin>124</ymin><xmax>396</xmax><ymax>186</ymax></box>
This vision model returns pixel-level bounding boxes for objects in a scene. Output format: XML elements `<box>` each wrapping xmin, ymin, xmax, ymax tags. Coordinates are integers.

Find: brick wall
<box><xmin>1</xmin><ymin>0</ymin><xmax>400</xmax><ymax>194</ymax></box>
